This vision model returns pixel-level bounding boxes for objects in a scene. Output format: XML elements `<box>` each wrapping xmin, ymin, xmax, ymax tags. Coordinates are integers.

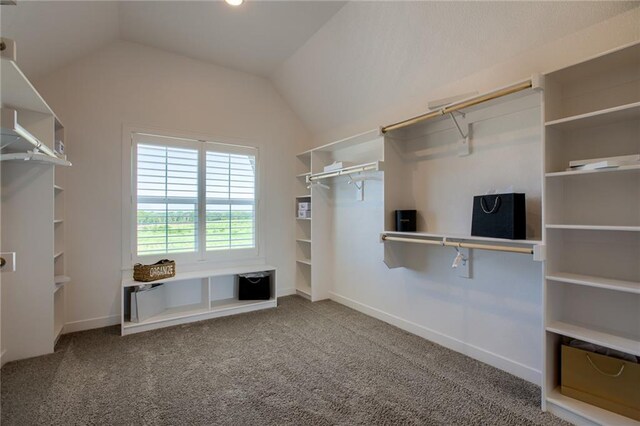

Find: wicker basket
<box><xmin>133</xmin><ymin>259</ymin><xmax>176</xmax><ymax>282</ymax></box>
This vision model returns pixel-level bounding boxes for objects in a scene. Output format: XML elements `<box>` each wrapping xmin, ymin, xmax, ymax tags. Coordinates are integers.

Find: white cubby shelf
<box><xmin>120</xmin><ymin>265</ymin><xmax>276</xmax><ymax>336</ymax></box>
<box><xmin>546</xmin><ymin>272</ymin><xmax>640</xmax><ymax>295</ymax></box>
<box><xmin>546</xmin><ymin>224</ymin><xmax>640</xmax><ymax>232</ymax></box>
<box><xmin>545</xmin><ymin>101</ymin><xmax>640</xmax><ymax>130</ymax></box>
<box><xmin>545</xmin><ymin>164</ymin><xmax>640</xmax><ymax>177</ymax></box>
<box><xmin>546</xmin><ymin>388</ymin><xmax>640</xmax><ymax>426</ymax></box>
<box><xmin>546</xmin><ymin>320</ymin><xmax>640</xmax><ymax>357</ymax></box>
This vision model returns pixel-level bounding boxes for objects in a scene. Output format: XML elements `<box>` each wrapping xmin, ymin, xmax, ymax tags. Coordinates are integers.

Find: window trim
<box><xmin>122</xmin><ymin>125</ymin><xmax>262</xmax><ymax>269</ymax></box>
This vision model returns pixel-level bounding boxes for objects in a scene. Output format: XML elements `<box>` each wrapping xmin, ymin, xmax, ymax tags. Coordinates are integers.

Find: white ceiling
<box><xmin>118</xmin><ymin>1</ymin><xmax>346</xmax><ymax>77</ymax></box>
<box><xmin>0</xmin><ymin>1</ymin><xmax>120</xmax><ymax>80</ymax></box>
<box><xmin>0</xmin><ymin>1</ymin><xmax>345</xmax><ymax>79</ymax></box>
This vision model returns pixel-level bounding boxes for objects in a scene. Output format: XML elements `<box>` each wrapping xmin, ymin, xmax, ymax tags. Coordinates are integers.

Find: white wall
<box><xmin>35</xmin><ymin>41</ymin><xmax>310</xmax><ymax>331</ymax></box>
<box><xmin>274</xmin><ymin>5</ymin><xmax>640</xmax><ymax>384</ymax></box>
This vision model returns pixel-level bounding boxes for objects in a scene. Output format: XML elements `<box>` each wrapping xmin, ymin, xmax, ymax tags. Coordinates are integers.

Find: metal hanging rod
<box><xmin>381</xmin><ymin>235</ymin><xmax>534</xmax><ymax>255</ymax></box>
<box><xmin>307</xmin><ymin>161</ymin><xmax>381</xmax><ymax>183</ymax></box>
<box><xmin>381</xmin><ymin>79</ymin><xmax>534</xmax><ymax>134</ymax></box>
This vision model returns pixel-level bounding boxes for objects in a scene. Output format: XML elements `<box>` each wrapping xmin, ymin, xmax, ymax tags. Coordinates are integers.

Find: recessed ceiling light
<box><xmin>225</xmin><ymin>0</ymin><xmax>243</xmax><ymax>6</ymax></box>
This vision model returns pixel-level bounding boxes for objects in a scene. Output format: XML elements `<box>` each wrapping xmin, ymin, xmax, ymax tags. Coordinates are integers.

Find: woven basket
<box><xmin>133</xmin><ymin>259</ymin><xmax>176</xmax><ymax>282</ymax></box>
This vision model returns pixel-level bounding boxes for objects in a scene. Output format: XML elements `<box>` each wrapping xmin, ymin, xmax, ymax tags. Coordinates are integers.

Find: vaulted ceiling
<box><xmin>0</xmin><ymin>1</ymin><xmax>346</xmax><ymax>79</ymax></box>
<box><xmin>1</xmin><ymin>1</ymin><xmax>638</xmax><ymax>141</ymax></box>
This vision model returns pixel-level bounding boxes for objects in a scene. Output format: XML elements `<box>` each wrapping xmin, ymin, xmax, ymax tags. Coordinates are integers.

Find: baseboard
<box><xmin>277</xmin><ymin>287</ymin><xmax>297</xmax><ymax>297</ymax></box>
<box><xmin>63</xmin><ymin>314</ymin><xmax>121</xmax><ymax>334</ymax></box>
<box><xmin>330</xmin><ymin>292</ymin><xmax>541</xmax><ymax>385</ymax></box>
<box><xmin>64</xmin><ymin>289</ymin><xmax>295</xmax><ymax>335</ymax></box>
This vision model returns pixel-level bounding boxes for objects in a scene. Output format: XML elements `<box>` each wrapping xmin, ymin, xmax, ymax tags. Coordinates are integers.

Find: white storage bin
<box><xmin>130</xmin><ymin>284</ymin><xmax>167</xmax><ymax>322</ymax></box>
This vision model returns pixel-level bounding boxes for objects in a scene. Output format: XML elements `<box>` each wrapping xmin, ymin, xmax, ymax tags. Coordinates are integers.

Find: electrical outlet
<box><xmin>0</xmin><ymin>252</ymin><xmax>16</xmax><ymax>272</ymax></box>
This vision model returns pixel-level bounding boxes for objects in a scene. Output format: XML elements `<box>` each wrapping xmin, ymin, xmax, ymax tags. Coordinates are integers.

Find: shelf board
<box><xmin>210</xmin><ymin>298</ymin><xmax>275</xmax><ymax>312</ymax></box>
<box><xmin>546</xmin><ymin>272</ymin><xmax>640</xmax><ymax>294</ymax></box>
<box><xmin>54</xmin><ymin>251</ymin><xmax>64</xmax><ymax>259</ymax></box>
<box><xmin>545</xmin><ymin>102</ymin><xmax>640</xmax><ymax>130</ymax></box>
<box><xmin>383</xmin><ymin>231</ymin><xmax>542</xmax><ymax>246</ymax></box>
<box><xmin>54</xmin><ymin>275</ymin><xmax>71</xmax><ymax>285</ymax></box>
<box><xmin>546</xmin><ymin>164</ymin><xmax>640</xmax><ymax>177</ymax></box>
<box><xmin>546</xmin><ymin>224</ymin><xmax>640</xmax><ymax>232</ymax></box>
<box><xmin>1</xmin><ymin>57</ymin><xmax>58</xmax><ymax>116</ymax></box>
<box><xmin>54</xmin><ymin>219</ymin><xmax>63</xmax><ymax>224</ymax></box>
<box><xmin>122</xmin><ymin>264</ymin><xmax>276</xmax><ymax>287</ymax></box>
<box><xmin>310</xmin><ymin>129</ymin><xmax>382</xmax><ymax>153</ymax></box>
<box><xmin>0</xmin><ymin>151</ymin><xmax>71</xmax><ymax>166</ymax></box>
<box><xmin>547</xmin><ymin>387</ymin><xmax>640</xmax><ymax>426</ymax></box>
<box><xmin>123</xmin><ymin>303</ymin><xmax>210</xmax><ymax>329</ymax></box>
<box><xmin>296</xmin><ymin>259</ymin><xmax>312</xmax><ymax>266</ymax></box>
<box><xmin>546</xmin><ymin>320</ymin><xmax>640</xmax><ymax>357</ymax></box>
<box><xmin>54</xmin><ymin>185</ymin><xmax>64</xmax><ymax>192</ymax></box>
<box><xmin>295</xmin><ymin>194</ymin><xmax>311</xmax><ymax>199</ymax></box>
<box><xmin>296</xmin><ymin>150</ymin><xmax>311</xmax><ymax>159</ymax></box>
<box><xmin>296</xmin><ymin>239</ymin><xmax>312</xmax><ymax>243</ymax></box>
<box><xmin>296</xmin><ymin>217</ymin><xmax>311</xmax><ymax>221</ymax></box>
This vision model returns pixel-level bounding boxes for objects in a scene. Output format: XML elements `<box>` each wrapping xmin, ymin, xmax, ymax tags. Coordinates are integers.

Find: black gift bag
<box><xmin>471</xmin><ymin>193</ymin><xmax>526</xmax><ymax>239</ymax></box>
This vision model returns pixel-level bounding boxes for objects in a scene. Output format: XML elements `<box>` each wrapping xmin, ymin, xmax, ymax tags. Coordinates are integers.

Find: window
<box><xmin>205</xmin><ymin>151</ymin><xmax>256</xmax><ymax>251</ymax></box>
<box><xmin>132</xmin><ymin>133</ymin><xmax>258</xmax><ymax>262</ymax></box>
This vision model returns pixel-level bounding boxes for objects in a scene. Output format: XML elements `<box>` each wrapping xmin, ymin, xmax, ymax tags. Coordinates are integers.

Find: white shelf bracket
<box><xmin>449</xmin><ymin>112</ymin><xmax>470</xmax><ymax>157</ymax></box>
<box><xmin>533</xmin><ymin>244</ymin><xmax>546</xmax><ymax>262</ymax></box>
<box><xmin>348</xmin><ymin>176</ymin><xmax>364</xmax><ymax>201</ymax></box>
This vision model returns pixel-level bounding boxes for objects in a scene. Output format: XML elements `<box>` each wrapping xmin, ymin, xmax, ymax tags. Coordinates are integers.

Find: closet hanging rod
<box><xmin>381</xmin><ymin>79</ymin><xmax>534</xmax><ymax>134</ymax></box>
<box><xmin>307</xmin><ymin>161</ymin><xmax>381</xmax><ymax>182</ymax></box>
<box><xmin>381</xmin><ymin>235</ymin><xmax>534</xmax><ymax>255</ymax></box>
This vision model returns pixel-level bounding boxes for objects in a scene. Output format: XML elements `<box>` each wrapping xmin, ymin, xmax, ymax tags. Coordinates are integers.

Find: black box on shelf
<box><xmin>471</xmin><ymin>193</ymin><xmax>526</xmax><ymax>239</ymax></box>
<box><xmin>238</xmin><ymin>273</ymin><xmax>271</xmax><ymax>300</ymax></box>
<box><xmin>395</xmin><ymin>210</ymin><xmax>416</xmax><ymax>232</ymax></box>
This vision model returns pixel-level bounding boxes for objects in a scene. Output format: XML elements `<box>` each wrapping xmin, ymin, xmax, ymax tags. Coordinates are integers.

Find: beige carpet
<box><xmin>1</xmin><ymin>296</ymin><xmax>567</xmax><ymax>425</ymax></box>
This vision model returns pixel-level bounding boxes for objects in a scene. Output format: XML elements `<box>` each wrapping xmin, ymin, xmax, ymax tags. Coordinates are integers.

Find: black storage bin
<box><xmin>238</xmin><ymin>273</ymin><xmax>271</xmax><ymax>300</ymax></box>
<box><xmin>395</xmin><ymin>210</ymin><xmax>417</xmax><ymax>232</ymax></box>
<box><xmin>471</xmin><ymin>193</ymin><xmax>526</xmax><ymax>239</ymax></box>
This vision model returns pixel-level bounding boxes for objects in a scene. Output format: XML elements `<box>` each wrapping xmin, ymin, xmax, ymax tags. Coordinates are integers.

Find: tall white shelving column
<box><xmin>542</xmin><ymin>42</ymin><xmax>640</xmax><ymax>426</ymax></box>
<box><xmin>295</xmin><ymin>151</ymin><xmax>312</xmax><ymax>299</ymax></box>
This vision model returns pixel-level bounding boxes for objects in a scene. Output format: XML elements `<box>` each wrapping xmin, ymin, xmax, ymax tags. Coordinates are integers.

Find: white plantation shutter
<box><xmin>132</xmin><ymin>132</ymin><xmax>258</xmax><ymax>262</ymax></box>
<box><xmin>136</xmin><ymin>143</ymin><xmax>199</xmax><ymax>256</ymax></box>
<box><xmin>206</xmin><ymin>149</ymin><xmax>256</xmax><ymax>250</ymax></box>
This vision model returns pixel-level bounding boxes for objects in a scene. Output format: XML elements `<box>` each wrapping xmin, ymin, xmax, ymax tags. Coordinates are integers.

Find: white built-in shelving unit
<box><xmin>294</xmin><ymin>130</ymin><xmax>384</xmax><ymax>301</ymax></box>
<box><xmin>542</xmin><ymin>42</ymin><xmax>640</xmax><ymax>426</ymax></box>
<box><xmin>295</xmin><ymin>150</ymin><xmax>312</xmax><ymax>299</ymax></box>
<box><xmin>120</xmin><ymin>265</ymin><xmax>277</xmax><ymax>335</ymax></box>
<box><xmin>1</xmin><ymin>38</ymin><xmax>72</xmax><ymax>363</ymax></box>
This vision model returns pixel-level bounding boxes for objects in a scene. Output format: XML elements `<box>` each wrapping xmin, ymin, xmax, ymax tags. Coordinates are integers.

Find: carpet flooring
<box><xmin>1</xmin><ymin>296</ymin><xmax>567</xmax><ymax>425</ymax></box>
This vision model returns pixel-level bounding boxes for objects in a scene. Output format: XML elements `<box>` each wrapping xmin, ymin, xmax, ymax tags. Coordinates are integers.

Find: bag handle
<box><xmin>480</xmin><ymin>196</ymin><xmax>501</xmax><ymax>214</ymax></box>
<box><xmin>586</xmin><ymin>353</ymin><xmax>625</xmax><ymax>378</ymax></box>
<box><xmin>246</xmin><ymin>277</ymin><xmax>263</xmax><ymax>284</ymax></box>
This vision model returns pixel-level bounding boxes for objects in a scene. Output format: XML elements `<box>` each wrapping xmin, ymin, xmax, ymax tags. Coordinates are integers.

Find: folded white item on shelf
<box><xmin>569</xmin><ymin>154</ymin><xmax>639</xmax><ymax>169</ymax></box>
<box><xmin>324</xmin><ymin>161</ymin><xmax>353</xmax><ymax>173</ymax></box>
